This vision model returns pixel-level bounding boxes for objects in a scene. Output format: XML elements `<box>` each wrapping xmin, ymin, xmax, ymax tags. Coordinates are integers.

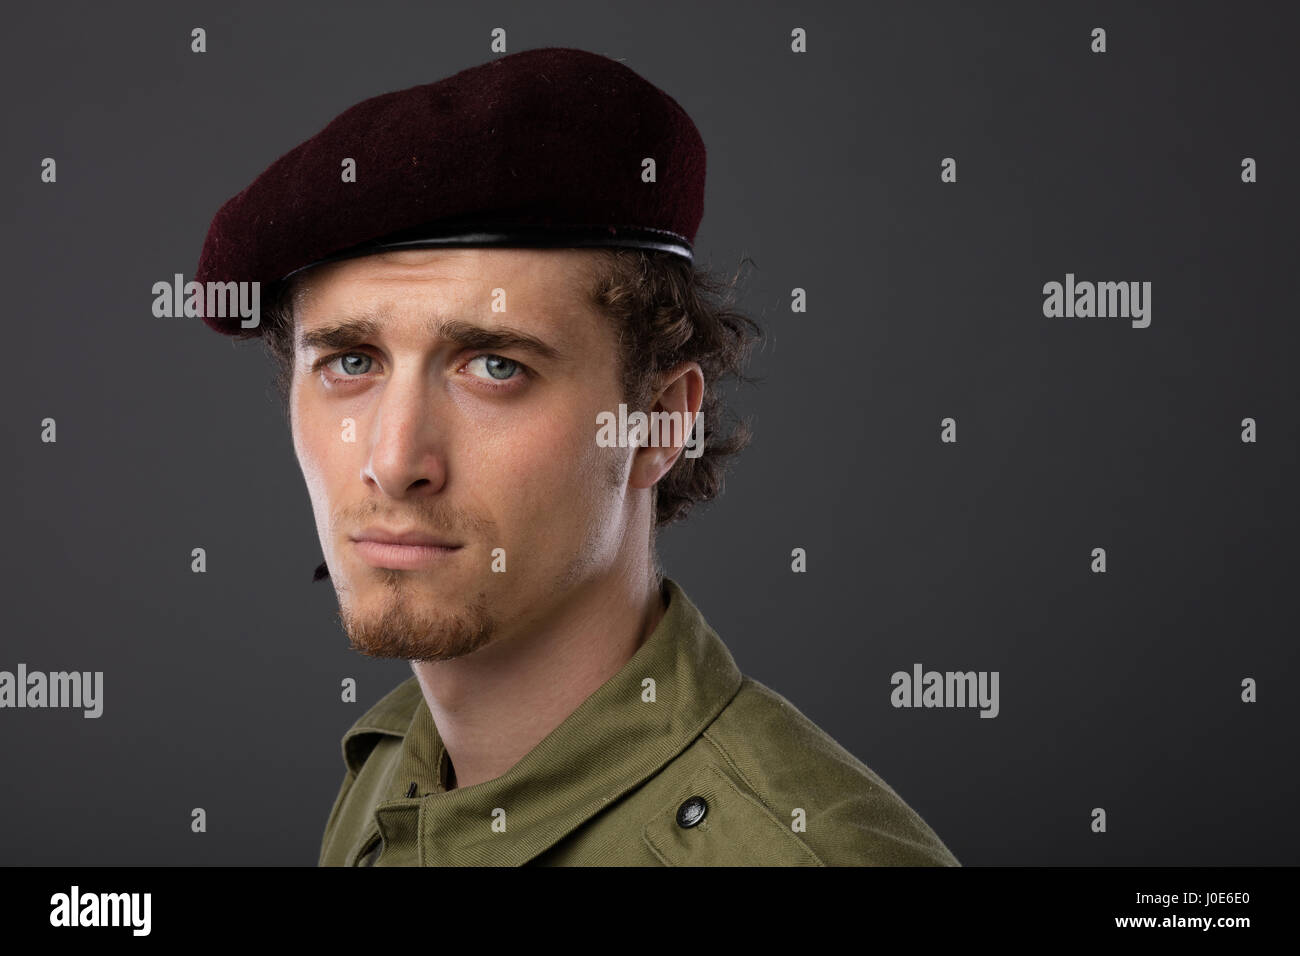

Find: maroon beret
<box><xmin>195</xmin><ymin>46</ymin><xmax>706</xmax><ymax>336</ymax></box>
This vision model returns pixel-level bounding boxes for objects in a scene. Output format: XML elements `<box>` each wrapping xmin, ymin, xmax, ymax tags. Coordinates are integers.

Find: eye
<box><xmin>322</xmin><ymin>352</ymin><xmax>373</xmax><ymax>376</ymax></box>
<box><xmin>465</xmin><ymin>354</ymin><xmax>525</xmax><ymax>384</ymax></box>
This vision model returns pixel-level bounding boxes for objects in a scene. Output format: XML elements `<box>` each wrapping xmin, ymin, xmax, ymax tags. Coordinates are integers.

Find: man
<box><xmin>196</xmin><ymin>46</ymin><xmax>958</xmax><ymax>866</ymax></box>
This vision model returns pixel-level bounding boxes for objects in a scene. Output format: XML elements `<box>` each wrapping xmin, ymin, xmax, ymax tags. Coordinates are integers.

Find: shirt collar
<box><xmin>338</xmin><ymin>576</ymin><xmax>744</xmax><ymax>865</ymax></box>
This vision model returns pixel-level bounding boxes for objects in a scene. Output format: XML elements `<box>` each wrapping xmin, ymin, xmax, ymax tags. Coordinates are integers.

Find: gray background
<box><xmin>2</xmin><ymin>0</ymin><xmax>1296</xmax><ymax>865</ymax></box>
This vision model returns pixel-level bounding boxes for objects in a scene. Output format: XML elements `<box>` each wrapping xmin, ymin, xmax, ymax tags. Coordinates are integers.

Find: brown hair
<box><xmin>257</xmin><ymin>248</ymin><xmax>764</xmax><ymax>530</ymax></box>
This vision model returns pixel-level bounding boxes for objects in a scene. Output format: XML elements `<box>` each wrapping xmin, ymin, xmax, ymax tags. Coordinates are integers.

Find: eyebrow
<box><xmin>297</xmin><ymin>314</ymin><xmax>564</xmax><ymax>362</ymax></box>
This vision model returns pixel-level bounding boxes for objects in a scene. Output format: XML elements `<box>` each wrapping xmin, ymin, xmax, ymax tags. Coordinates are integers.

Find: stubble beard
<box><xmin>338</xmin><ymin>569</ymin><xmax>496</xmax><ymax>662</ymax></box>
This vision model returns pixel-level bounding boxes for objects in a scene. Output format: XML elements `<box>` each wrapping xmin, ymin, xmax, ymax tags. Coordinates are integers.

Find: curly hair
<box><xmin>256</xmin><ymin>248</ymin><xmax>764</xmax><ymax>531</ymax></box>
<box><xmin>586</xmin><ymin>249</ymin><xmax>763</xmax><ymax>527</ymax></box>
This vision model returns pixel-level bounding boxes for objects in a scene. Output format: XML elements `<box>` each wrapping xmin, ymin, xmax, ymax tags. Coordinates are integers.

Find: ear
<box><xmin>627</xmin><ymin>361</ymin><xmax>705</xmax><ymax>490</ymax></box>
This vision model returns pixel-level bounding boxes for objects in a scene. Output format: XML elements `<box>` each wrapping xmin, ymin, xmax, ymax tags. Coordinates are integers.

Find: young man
<box><xmin>197</xmin><ymin>46</ymin><xmax>958</xmax><ymax>866</ymax></box>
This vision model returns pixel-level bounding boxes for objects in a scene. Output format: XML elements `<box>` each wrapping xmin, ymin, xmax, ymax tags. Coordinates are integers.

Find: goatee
<box><xmin>338</xmin><ymin>584</ymin><xmax>496</xmax><ymax>662</ymax></box>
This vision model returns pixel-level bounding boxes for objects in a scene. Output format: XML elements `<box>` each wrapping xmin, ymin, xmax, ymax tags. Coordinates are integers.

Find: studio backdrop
<box><xmin>2</xmin><ymin>0</ymin><xmax>1296</xmax><ymax>866</ymax></box>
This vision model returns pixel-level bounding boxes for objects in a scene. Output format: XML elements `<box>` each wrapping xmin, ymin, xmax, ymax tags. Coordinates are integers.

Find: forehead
<box><xmin>292</xmin><ymin>247</ymin><xmax>602</xmax><ymax>329</ymax></box>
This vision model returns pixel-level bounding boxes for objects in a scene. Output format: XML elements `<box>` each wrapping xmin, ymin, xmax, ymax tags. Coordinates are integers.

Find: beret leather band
<box><xmin>282</xmin><ymin>221</ymin><xmax>693</xmax><ymax>284</ymax></box>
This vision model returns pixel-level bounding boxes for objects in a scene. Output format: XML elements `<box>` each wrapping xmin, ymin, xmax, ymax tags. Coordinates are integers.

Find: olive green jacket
<box><xmin>318</xmin><ymin>578</ymin><xmax>960</xmax><ymax>866</ymax></box>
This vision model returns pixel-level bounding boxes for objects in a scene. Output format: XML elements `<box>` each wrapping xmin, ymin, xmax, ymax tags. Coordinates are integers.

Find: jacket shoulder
<box><xmin>701</xmin><ymin>676</ymin><xmax>960</xmax><ymax>866</ymax></box>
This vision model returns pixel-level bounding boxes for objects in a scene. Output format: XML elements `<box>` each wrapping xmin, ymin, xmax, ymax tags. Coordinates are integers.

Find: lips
<box><xmin>350</xmin><ymin>527</ymin><xmax>461</xmax><ymax>548</ymax></box>
<box><xmin>349</xmin><ymin>529</ymin><xmax>464</xmax><ymax>571</ymax></box>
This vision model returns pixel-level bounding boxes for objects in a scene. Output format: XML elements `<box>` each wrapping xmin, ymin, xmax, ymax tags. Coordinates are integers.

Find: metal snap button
<box><xmin>676</xmin><ymin>796</ymin><xmax>708</xmax><ymax>828</ymax></box>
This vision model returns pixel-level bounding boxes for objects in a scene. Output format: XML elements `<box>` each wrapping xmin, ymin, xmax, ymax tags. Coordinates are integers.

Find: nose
<box><xmin>360</xmin><ymin>368</ymin><xmax>448</xmax><ymax>499</ymax></box>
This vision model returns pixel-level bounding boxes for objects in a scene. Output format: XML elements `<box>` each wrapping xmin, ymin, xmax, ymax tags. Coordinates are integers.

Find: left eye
<box><xmin>466</xmin><ymin>355</ymin><xmax>522</xmax><ymax>382</ymax></box>
<box><xmin>327</xmin><ymin>353</ymin><xmax>373</xmax><ymax>376</ymax></box>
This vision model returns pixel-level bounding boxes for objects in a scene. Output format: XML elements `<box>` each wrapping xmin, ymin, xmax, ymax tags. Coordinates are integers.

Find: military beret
<box><xmin>195</xmin><ymin>46</ymin><xmax>706</xmax><ymax>336</ymax></box>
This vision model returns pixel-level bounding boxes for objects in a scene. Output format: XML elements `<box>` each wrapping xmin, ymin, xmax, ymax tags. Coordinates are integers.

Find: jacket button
<box><xmin>676</xmin><ymin>796</ymin><xmax>708</xmax><ymax>828</ymax></box>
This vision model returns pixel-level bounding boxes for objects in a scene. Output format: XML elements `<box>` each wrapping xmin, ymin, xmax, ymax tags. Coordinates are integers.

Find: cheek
<box><xmin>474</xmin><ymin>402</ymin><xmax>613</xmax><ymax>535</ymax></box>
<box><xmin>291</xmin><ymin>394</ymin><xmax>344</xmax><ymax>529</ymax></box>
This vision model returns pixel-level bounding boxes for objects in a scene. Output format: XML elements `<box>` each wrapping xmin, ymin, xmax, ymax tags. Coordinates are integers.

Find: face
<box><xmin>289</xmin><ymin>247</ymin><xmax>635</xmax><ymax>662</ymax></box>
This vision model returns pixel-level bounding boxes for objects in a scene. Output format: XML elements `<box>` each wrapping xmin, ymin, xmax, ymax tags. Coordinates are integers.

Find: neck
<box><xmin>410</xmin><ymin>559</ymin><xmax>666</xmax><ymax>791</ymax></box>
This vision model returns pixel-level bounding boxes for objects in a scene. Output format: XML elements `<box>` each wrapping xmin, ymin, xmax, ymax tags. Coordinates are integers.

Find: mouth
<box><xmin>349</xmin><ymin>529</ymin><xmax>464</xmax><ymax>570</ymax></box>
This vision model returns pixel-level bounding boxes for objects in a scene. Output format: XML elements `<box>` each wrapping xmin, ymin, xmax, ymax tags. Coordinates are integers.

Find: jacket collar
<box><xmin>341</xmin><ymin>675</ymin><xmax>424</xmax><ymax>776</ymax></box>
<box><xmin>338</xmin><ymin>576</ymin><xmax>744</xmax><ymax>865</ymax></box>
